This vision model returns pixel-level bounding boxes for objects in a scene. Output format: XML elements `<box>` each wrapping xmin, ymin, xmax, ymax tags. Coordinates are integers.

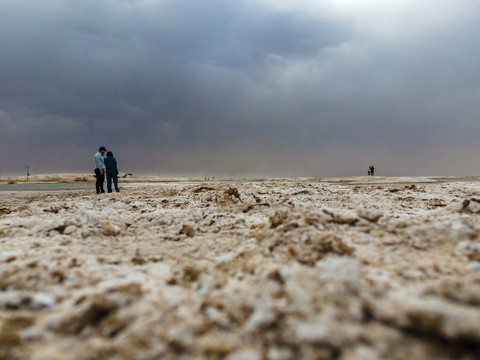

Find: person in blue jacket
<box><xmin>104</xmin><ymin>151</ymin><xmax>120</xmax><ymax>193</ymax></box>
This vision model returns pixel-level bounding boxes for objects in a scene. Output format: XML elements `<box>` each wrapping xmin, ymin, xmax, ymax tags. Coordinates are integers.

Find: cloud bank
<box><xmin>1</xmin><ymin>0</ymin><xmax>480</xmax><ymax>176</ymax></box>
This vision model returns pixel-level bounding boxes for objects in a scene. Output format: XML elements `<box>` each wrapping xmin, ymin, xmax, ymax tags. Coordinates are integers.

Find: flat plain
<box><xmin>1</xmin><ymin>176</ymin><xmax>480</xmax><ymax>360</ymax></box>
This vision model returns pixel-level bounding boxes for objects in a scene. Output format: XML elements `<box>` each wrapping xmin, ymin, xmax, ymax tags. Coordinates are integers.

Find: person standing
<box><xmin>94</xmin><ymin>146</ymin><xmax>107</xmax><ymax>194</ymax></box>
<box><xmin>104</xmin><ymin>151</ymin><xmax>120</xmax><ymax>193</ymax></box>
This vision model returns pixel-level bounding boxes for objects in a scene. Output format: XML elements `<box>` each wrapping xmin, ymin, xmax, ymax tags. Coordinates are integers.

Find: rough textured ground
<box><xmin>1</xmin><ymin>177</ymin><xmax>480</xmax><ymax>360</ymax></box>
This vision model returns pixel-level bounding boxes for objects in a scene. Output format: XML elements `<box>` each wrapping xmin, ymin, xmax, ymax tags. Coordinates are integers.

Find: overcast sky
<box><xmin>1</xmin><ymin>0</ymin><xmax>480</xmax><ymax>177</ymax></box>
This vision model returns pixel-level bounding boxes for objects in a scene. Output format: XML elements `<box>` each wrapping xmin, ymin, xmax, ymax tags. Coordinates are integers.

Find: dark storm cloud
<box><xmin>1</xmin><ymin>0</ymin><xmax>480</xmax><ymax>176</ymax></box>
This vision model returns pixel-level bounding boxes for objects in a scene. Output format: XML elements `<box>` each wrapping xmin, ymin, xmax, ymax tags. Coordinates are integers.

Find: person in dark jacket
<box><xmin>104</xmin><ymin>151</ymin><xmax>120</xmax><ymax>193</ymax></box>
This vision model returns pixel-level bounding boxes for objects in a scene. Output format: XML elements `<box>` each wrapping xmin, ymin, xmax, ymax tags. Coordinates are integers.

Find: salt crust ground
<box><xmin>1</xmin><ymin>177</ymin><xmax>480</xmax><ymax>360</ymax></box>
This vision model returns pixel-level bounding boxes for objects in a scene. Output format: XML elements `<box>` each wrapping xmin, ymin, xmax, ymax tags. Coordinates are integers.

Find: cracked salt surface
<box><xmin>1</xmin><ymin>177</ymin><xmax>480</xmax><ymax>359</ymax></box>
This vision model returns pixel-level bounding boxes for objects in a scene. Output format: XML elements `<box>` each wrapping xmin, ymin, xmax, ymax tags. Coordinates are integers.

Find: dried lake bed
<box><xmin>1</xmin><ymin>176</ymin><xmax>480</xmax><ymax>360</ymax></box>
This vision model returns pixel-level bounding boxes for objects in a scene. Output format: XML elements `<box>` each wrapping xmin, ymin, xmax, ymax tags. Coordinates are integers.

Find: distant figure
<box><xmin>369</xmin><ymin>165</ymin><xmax>375</xmax><ymax>176</ymax></box>
<box><xmin>367</xmin><ymin>168</ymin><xmax>371</xmax><ymax>176</ymax></box>
<box><xmin>94</xmin><ymin>146</ymin><xmax>107</xmax><ymax>194</ymax></box>
<box><xmin>104</xmin><ymin>151</ymin><xmax>120</xmax><ymax>193</ymax></box>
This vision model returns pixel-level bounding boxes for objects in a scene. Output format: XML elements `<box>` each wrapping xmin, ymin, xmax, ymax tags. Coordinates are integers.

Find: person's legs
<box><xmin>99</xmin><ymin>171</ymin><xmax>105</xmax><ymax>193</ymax></box>
<box><xmin>106</xmin><ymin>172</ymin><xmax>113</xmax><ymax>193</ymax></box>
<box><xmin>113</xmin><ymin>174</ymin><xmax>119</xmax><ymax>192</ymax></box>
<box><xmin>94</xmin><ymin>169</ymin><xmax>102</xmax><ymax>193</ymax></box>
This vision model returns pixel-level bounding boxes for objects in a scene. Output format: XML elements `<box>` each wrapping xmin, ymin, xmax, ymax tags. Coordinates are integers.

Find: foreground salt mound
<box><xmin>1</xmin><ymin>180</ymin><xmax>480</xmax><ymax>359</ymax></box>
